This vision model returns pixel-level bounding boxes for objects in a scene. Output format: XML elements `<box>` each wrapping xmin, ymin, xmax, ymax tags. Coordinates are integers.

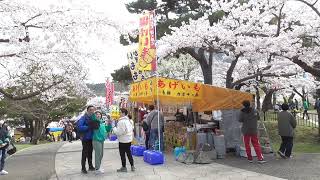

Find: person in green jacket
<box><xmin>92</xmin><ymin>111</ymin><xmax>112</xmax><ymax>174</ymax></box>
<box><xmin>303</xmin><ymin>100</ymin><xmax>310</xmax><ymax>120</ymax></box>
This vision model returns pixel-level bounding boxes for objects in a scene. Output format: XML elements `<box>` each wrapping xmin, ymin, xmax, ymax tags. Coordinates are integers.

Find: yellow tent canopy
<box><xmin>129</xmin><ymin>77</ymin><xmax>253</xmax><ymax>112</ymax></box>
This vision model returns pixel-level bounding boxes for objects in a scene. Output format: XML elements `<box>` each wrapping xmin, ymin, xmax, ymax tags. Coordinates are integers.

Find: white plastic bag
<box><xmin>72</xmin><ymin>132</ymin><xmax>76</xmax><ymax>139</ymax></box>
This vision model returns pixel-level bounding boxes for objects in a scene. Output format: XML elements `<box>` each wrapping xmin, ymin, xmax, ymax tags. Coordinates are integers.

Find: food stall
<box><xmin>129</xmin><ymin>77</ymin><xmax>253</xmax><ymax>154</ymax></box>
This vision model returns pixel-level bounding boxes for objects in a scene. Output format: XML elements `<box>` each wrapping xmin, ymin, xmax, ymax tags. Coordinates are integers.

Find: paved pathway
<box><xmin>3</xmin><ymin>142</ymin><xmax>64</xmax><ymax>180</ymax></box>
<box><xmin>55</xmin><ymin>141</ymin><xmax>285</xmax><ymax>180</ymax></box>
<box><xmin>216</xmin><ymin>153</ymin><xmax>320</xmax><ymax>180</ymax></box>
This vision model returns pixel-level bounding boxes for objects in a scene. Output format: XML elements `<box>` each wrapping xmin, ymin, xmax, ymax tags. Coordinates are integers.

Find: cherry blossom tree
<box><xmin>0</xmin><ymin>0</ymin><xmax>130</xmax><ymax>143</ymax></box>
<box><xmin>157</xmin><ymin>0</ymin><xmax>298</xmax><ymax>85</ymax></box>
<box><xmin>0</xmin><ymin>0</ymin><xmax>122</xmax><ymax>101</ymax></box>
<box><xmin>158</xmin><ymin>54</ymin><xmax>202</xmax><ymax>81</ymax></box>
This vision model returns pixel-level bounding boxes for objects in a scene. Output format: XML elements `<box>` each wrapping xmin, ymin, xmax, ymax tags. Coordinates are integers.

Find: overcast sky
<box><xmin>84</xmin><ymin>0</ymin><xmax>138</xmax><ymax>84</ymax></box>
<box><xmin>24</xmin><ymin>0</ymin><xmax>137</xmax><ymax>84</ymax></box>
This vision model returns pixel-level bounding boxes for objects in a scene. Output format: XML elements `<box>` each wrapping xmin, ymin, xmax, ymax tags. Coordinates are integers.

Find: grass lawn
<box><xmin>272</xmin><ymin>143</ymin><xmax>320</xmax><ymax>153</ymax></box>
<box><xmin>265</xmin><ymin>121</ymin><xmax>320</xmax><ymax>153</ymax></box>
<box><xmin>15</xmin><ymin>143</ymin><xmax>34</xmax><ymax>151</ymax></box>
<box><xmin>14</xmin><ymin>140</ymin><xmax>51</xmax><ymax>152</ymax></box>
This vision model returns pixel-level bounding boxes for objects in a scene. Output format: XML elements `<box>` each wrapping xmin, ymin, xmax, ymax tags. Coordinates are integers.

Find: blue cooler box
<box><xmin>131</xmin><ymin>145</ymin><xmax>146</xmax><ymax>156</ymax></box>
<box><xmin>143</xmin><ymin>150</ymin><xmax>148</xmax><ymax>162</ymax></box>
<box><xmin>143</xmin><ymin>150</ymin><xmax>164</xmax><ymax>165</ymax></box>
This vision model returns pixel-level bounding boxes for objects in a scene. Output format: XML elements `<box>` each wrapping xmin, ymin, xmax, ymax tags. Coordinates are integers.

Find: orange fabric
<box><xmin>129</xmin><ymin>77</ymin><xmax>253</xmax><ymax>112</ymax></box>
<box><xmin>192</xmin><ymin>85</ymin><xmax>253</xmax><ymax>111</ymax></box>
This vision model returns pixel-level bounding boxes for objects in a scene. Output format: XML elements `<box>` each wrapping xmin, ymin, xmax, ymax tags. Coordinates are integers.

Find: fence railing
<box><xmin>262</xmin><ymin>111</ymin><xmax>319</xmax><ymax>128</ymax></box>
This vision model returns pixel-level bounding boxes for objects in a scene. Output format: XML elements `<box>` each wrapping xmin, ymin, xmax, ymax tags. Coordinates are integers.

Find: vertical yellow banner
<box><xmin>138</xmin><ymin>11</ymin><xmax>156</xmax><ymax>71</ymax></box>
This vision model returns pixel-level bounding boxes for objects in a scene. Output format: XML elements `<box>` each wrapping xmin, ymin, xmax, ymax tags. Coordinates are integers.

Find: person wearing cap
<box><xmin>0</xmin><ymin>121</ymin><xmax>10</xmax><ymax>175</ymax></box>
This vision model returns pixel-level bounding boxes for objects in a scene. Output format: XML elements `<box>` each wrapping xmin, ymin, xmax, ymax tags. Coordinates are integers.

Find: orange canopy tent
<box><xmin>129</xmin><ymin>77</ymin><xmax>253</xmax><ymax>112</ymax></box>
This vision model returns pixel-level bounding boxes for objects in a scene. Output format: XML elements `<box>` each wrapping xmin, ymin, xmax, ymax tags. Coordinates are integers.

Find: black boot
<box><xmin>81</xmin><ymin>169</ymin><xmax>88</xmax><ymax>174</ymax></box>
<box><xmin>88</xmin><ymin>165</ymin><xmax>95</xmax><ymax>171</ymax></box>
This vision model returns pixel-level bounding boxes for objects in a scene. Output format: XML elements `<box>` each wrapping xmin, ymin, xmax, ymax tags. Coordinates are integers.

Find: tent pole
<box><xmin>153</xmin><ymin>10</ymin><xmax>161</xmax><ymax>152</ymax></box>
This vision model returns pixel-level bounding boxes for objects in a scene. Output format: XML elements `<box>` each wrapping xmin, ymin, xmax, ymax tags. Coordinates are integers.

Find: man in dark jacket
<box><xmin>146</xmin><ymin>105</ymin><xmax>164</xmax><ymax>151</ymax></box>
<box><xmin>77</xmin><ymin>105</ymin><xmax>95</xmax><ymax>174</ymax></box>
<box><xmin>239</xmin><ymin>100</ymin><xmax>266</xmax><ymax>164</ymax></box>
<box><xmin>278</xmin><ymin>104</ymin><xmax>297</xmax><ymax>159</ymax></box>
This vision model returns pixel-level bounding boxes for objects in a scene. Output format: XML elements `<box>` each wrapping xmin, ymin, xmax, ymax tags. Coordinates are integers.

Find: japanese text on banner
<box><xmin>138</xmin><ymin>11</ymin><xmax>156</xmax><ymax>71</ymax></box>
<box><xmin>156</xmin><ymin>78</ymin><xmax>202</xmax><ymax>99</ymax></box>
<box><xmin>127</xmin><ymin>49</ymin><xmax>150</xmax><ymax>82</ymax></box>
<box><xmin>130</xmin><ymin>79</ymin><xmax>153</xmax><ymax>98</ymax></box>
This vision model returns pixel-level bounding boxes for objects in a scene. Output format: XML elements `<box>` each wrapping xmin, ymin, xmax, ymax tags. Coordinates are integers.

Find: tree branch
<box><xmin>0</xmin><ymin>79</ymin><xmax>64</xmax><ymax>100</ymax></box>
<box><xmin>0</xmin><ymin>53</ymin><xmax>18</xmax><ymax>58</ymax></box>
<box><xmin>232</xmin><ymin>72</ymin><xmax>297</xmax><ymax>88</ymax></box>
<box><xmin>0</xmin><ymin>39</ymin><xmax>10</xmax><ymax>43</ymax></box>
<box><xmin>289</xmin><ymin>56</ymin><xmax>320</xmax><ymax>77</ymax></box>
<box><xmin>295</xmin><ymin>0</ymin><xmax>320</xmax><ymax>17</ymax></box>
<box><xmin>292</xmin><ymin>87</ymin><xmax>304</xmax><ymax>99</ymax></box>
<box><xmin>22</xmin><ymin>13</ymin><xmax>43</xmax><ymax>26</ymax></box>
<box><xmin>275</xmin><ymin>4</ymin><xmax>285</xmax><ymax>37</ymax></box>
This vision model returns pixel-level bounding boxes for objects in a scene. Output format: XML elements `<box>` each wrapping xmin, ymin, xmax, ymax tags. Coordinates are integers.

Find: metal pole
<box><xmin>149</xmin><ymin>10</ymin><xmax>161</xmax><ymax>151</ymax></box>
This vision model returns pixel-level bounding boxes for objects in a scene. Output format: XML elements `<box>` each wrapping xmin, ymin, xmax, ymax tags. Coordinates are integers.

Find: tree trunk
<box><xmin>199</xmin><ymin>61</ymin><xmax>212</xmax><ymax>84</ymax></box>
<box><xmin>273</xmin><ymin>92</ymin><xmax>277</xmax><ymax>107</ymax></box>
<box><xmin>31</xmin><ymin>119</ymin><xmax>44</xmax><ymax>145</ymax></box>
<box><xmin>288</xmin><ymin>92</ymin><xmax>295</xmax><ymax>103</ymax></box>
<box><xmin>255</xmin><ymin>86</ymin><xmax>261</xmax><ymax>111</ymax></box>
<box><xmin>262</xmin><ymin>89</ymin><xmax>276</xmax><ymax>112</ymax></box>
<box><xmin>185</xmin><ymin>48</ymin><xmax>212</xmax><ymax>84</ymax></box>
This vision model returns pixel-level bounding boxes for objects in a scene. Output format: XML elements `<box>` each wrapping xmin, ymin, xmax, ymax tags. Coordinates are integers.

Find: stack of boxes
<box><xmin>164</xmin><ymin>122</ymin><xmax>188</xmax><ymax>151</ymax></box>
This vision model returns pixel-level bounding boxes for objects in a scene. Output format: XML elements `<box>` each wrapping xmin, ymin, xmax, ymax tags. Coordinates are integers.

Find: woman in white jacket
<box><xmin>113</xmin><ymin>108</ymin><xmax>135</xmax><ymax>173</ymax></box>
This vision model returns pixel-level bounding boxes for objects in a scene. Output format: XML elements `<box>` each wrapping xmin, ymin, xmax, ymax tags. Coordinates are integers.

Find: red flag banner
<box><xmin>105</xmin><ymin>79</ymin><xmax>114</xmax><ymax>107</ymax></box>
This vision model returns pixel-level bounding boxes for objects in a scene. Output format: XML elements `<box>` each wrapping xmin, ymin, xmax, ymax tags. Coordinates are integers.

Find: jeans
<box><xmin>93</xmin><ymin>141</ymin><xmax>104</xmax><ymax>170</ymax></box>
<box><xmin>119</xmin><ymin>142</ymin><xmax>134</xmax><ymax>168</ymax></box>
<box><xmin>81</xmin><ymin>140</ymin><xmax>93</xmax><ymax>170</ymax></box>
<box><xmin>279</xmin><ymin>136</ymin><xmax>294</xmax><ymax>157</ymax></box>
<box><xmin>149</xmin><ymin>129</ymin><xmax>164</xmax><ymax>151</ymax></box>
<box><xmin>0</xmin><ymin>149</ymin><xmax>6</xmax><ymax>171</ymax></box>
<box><xmin>243</xmin><ymin>134</ymin><xmax>264</xmax><ymax>161</ymax></box>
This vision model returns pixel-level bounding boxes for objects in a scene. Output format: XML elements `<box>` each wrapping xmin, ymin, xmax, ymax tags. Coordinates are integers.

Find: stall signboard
<box><xmin>129</xmin><ymin>77</ymin><xmax>203</xmax><ymax>104</ymax></box>
<box><xmin>138</xmin><ymin>10</ymin><xmax>157</xmax><ymax>71</ymax></box>
<box><xmin>156</xmin><ymin>78</ymin><xmax>202</xmax><ymax>99</ymax></box>
<box><xmin>127</xmin><ymin>49</ymin><xmax>151</xmax><ymax>82</ymax></box>
<box><xmin>130</xmin><ymin>78</ymin><xmax>153</xmax><ymax>99</ymax></box>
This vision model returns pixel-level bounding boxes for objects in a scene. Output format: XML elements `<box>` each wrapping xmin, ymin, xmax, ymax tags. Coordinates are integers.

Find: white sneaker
<box><xmin>0</xmin><ymin>170</ymin><xmax>8</xmax><ymax>175</ymax></box>
<box><xmin>95</xmin><ymin>169</ymin><xmax>104</xmax><ymax>174</ymax></box>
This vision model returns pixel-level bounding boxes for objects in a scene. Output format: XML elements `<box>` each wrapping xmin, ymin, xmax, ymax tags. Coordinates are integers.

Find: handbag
<box><xmin>7</xmin><ymin>142</ymin><xmax>17</xmax><ymax>155</ymax></box>
<box><xmin>88</xmin><ymin>120</ymin><xmax>100</xmax><ymax>130</ymax></box>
